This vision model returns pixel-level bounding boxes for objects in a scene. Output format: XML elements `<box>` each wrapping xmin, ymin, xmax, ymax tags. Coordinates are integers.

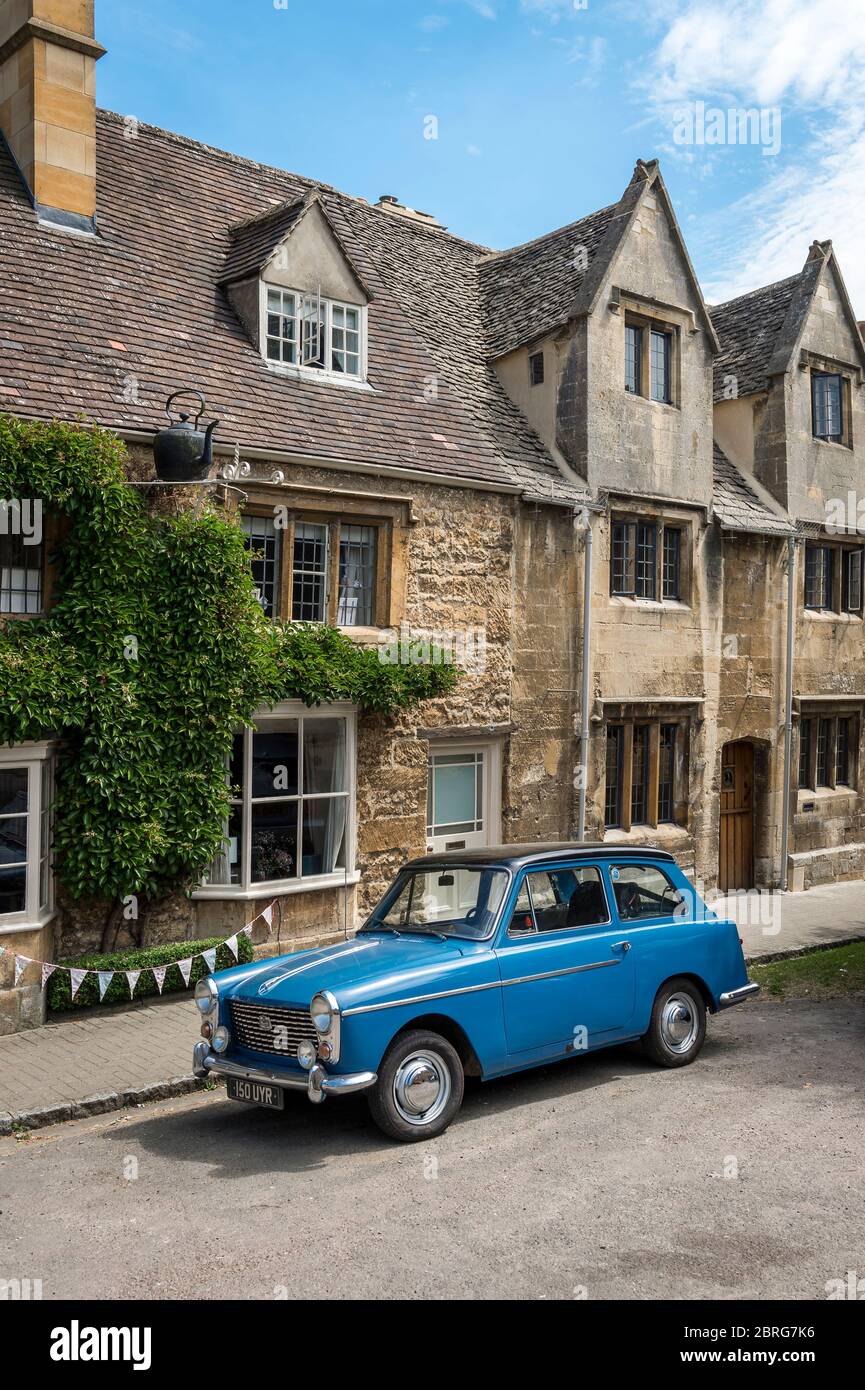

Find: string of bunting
<box><xmin>0</xmin><ymin>900</ymin><xmax>279</xmax><ymax>1003</ymax></box>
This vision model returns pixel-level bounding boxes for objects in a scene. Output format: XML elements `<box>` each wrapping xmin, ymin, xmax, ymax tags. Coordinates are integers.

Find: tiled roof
<box><xmin>478</xmin><ymin>203</ymin><xmax>621</xmax><ymax>359</ymax></box>
<box><xmin>220</xmin><ymin>197</ymin><xmax>308</xmax><ymax>285</ymax></box>
<box><xmin>0</xmin><ymin>110</ymin><xmax>587</xmax><ymax>502</ymax></box>
<box><xmin>709</xmin><ymin>274</ymin><xmax>802</xmax><ymax>400</ymax></box>
<box><xmin>712</xmin><ymin>444</ymin><xmax>793</xmax><ymax>535</ymax></box>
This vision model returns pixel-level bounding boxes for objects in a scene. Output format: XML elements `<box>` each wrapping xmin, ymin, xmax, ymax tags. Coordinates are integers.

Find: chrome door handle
<box><xmin>612</xmin><ymin>940</ymin><xmax>631</xmax><ymax>953</ymax></box>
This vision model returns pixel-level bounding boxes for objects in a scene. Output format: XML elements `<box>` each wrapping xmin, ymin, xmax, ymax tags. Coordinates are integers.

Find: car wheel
<box><xmin>368</xmin><ymin>1029</ymin><xmax>464</xmax><ymax>1142</ymax></box>
<box><xmin>641</xmin><ymin>977</ymin><xmax>706</xmax><ymax>1068</ymax></box>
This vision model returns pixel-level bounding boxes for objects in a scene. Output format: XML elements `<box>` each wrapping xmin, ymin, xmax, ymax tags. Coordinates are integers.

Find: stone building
<box><xmin>0</xmin><ymin>0</ymin><xmax>863</xmax><ymax>1034</ymax></box>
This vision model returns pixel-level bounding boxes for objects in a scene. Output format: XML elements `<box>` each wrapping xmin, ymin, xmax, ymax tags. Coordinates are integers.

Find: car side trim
<box><xmin>341</xmin><ymin>957</ymin><xmax>618</xmax><ymax>1017</ymax></box>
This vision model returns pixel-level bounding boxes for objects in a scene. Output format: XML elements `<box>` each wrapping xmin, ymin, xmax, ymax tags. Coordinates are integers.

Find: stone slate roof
<box><xmin>0</xmin><ymin>110</ymin><xmax>587</xmax><ymax>503</ymax></box>
<box><xmin>478</xmin><ymin>203</ymin><xmax>621</xmax><ymax>359</ymax></box>
<box><xmin>220</xmin><ymin>197</ymin><xmax>309</xmax><ymax>285</ymax></box>
<box><xmin>712</xmin><ymin>444</ymin><xmax>793</xmax><ymax>535</ymax></box>
<box><xmin>709</xmin><ymin>274</ymin><xmax>802</xmax><ymax>400</ymax></box>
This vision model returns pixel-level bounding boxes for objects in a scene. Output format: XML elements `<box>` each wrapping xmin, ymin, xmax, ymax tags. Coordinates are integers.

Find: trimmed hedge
<box><xmin>47</xmin><ymin>934</ymin><xmax>254</xmax><ymax>1012</ymax></box>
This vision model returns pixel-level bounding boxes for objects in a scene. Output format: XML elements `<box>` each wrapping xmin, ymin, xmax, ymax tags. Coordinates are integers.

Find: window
<box><xmin>804</xmin><ymin>542</ymin><xmax>863</xmax><ymax>614</ymax></box>
<box><xmin>367</xmin><ymin>866</ymin><xmax>508</xmax><ymax>941</ymax></box>
<box><xmin>843</xmin><ymin>549</ymin><xmax>862</xmax><ymax>614</ymax></box>
<box><xmin>805</xmin><ymin>545</ymin><xmax>833</xmax><ymax>610</ymax></box>
<box><xmin>292</xmin><ymin>521</ymin><xmax>329</xmax><ymax>622</ymax></box>
<box><xmin>816</xmin><ymin>718</ymin><xmax>830</xmax><ymax>787</ymax></box>
<box><xmin>650</xmin><ymin>329</ymin><xmax>671</xmax><ymax>403</ymax></box>
<box><xmin>206</xmin><ymin>707</ymin><xmax>354</xmax><ymax>891</ymax></box>
<box><xmin>508</xmin><ymin>865</ymin><xmax>609</xmax><ymax>935</ymax></box>
<box><xmin>0</xmin><ymin>744</ymin><xmax>54</xmax><ymax>925</ymax></box>
<box><xmin>624</xmin><ymin>325</ymin><xmax>642</xmax><ymax>394</ymax></box>
<box><xmin>624</xmin><ymin>317</ymin><xmax>676</xmax><ymax>405</ymax></box>
<box><xmin>610</xmin><ymin>863</ymin><xmax>681</xmax><ymax>921</ymax></box>
<box><xmin>337</xmin><ymin>525</ymin><xmax>376</xmax><ymax>627</ymax></box>
<box><xmin>812</xmin><ymin>372</ymin><xmax>843</xmax><ymax>442</ymax></box>
<box><xmin>264</xmin><ymin>285</ymin><xmax>363</xmax><ymax>379</ymax></box>
<box><xmin>631</xmin><ymin>725</ymin><xmax>649</xmax><ymax>825</ymax></box>
<box><xmin>1</xmin><ymin>530</ymin><xmax>43</xmax><ymax>615</ymax></box>
<box><xmin>605</xmin><ymin>719</ymin><xmax>687</xmax><ymax>832</ymax></box>
<box><xmin>798</xmin><ymin>718</ymin><xmax>812</xmax><ymax>789</ymax></box>
<box><xmin>799</xmin><ymin>713</ymin><xmax>858</xmax><ymax>792</ymax></box>
<box><xmin>658</xmin><ymin>724</ymin><xmax>677</xmax><ymax>822</ymax></box>
<box><xmin>605</xmin><ymin>725</ymin><xmax>623</xmax><ymax>828</ymax></box>
<box><xmin>241</xmin><ymin>515</ymin><xmax>281</xmax><ymax>618</ymax></box>
<box><xmin>611</xmin><ymin>515</ymin><xmax>684</xmax><ymax>602</ymax></box>
<box><xmin>662</xmin><ymin>528</ymin><xmax>681</xmax><ymax>601</ymax></box>
<box><xmin>529</xmin><ymin>351</ymin><xmax>544</xmax><ymax>387</ymax></box>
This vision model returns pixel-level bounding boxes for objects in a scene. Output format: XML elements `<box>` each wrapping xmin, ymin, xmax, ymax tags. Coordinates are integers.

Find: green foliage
<box><xmin>46</xmin><ymin>933</ymin><xmax>254</xmax><ymax>1011</ymax></box>
<box><xmin>0</xmin><ymin>415</ymin><xmax>456</xmax><ymax>908</ymax></box>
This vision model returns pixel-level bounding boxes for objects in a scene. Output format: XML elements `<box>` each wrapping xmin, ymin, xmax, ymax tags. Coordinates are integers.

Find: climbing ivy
<box><xmin>0</xmin><ymin>416</ymin><xmax>456</xmax><ymax>920</ymax></box>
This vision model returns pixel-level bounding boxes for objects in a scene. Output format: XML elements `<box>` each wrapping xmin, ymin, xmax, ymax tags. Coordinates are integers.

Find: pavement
<box><xmin>1</xmin><ymin>998</ymin><xmax>863</xmax><ymax>1300</ymax></box>
<box><xmin>1</xmin><ymin>878</ymin><xmax>863</xmax><ymax>1134</ymax></box>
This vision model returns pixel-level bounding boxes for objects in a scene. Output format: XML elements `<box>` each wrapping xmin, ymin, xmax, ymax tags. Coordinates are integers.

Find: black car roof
<box><xmin>407</xmin><ymin>842</ymin><xmax>676</xmax><ymax>870</ymax></box>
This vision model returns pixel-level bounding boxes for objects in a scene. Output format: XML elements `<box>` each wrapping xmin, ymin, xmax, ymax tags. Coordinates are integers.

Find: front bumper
<box><xmin>193</xmin><ymin>1042</ymin><xmax>376</xmax><ymax>1105</ymax></box>
<box><xmin>718</xmin><ymin>981</ymin><xmax>761</xmax><ymax>1009</ymax></box>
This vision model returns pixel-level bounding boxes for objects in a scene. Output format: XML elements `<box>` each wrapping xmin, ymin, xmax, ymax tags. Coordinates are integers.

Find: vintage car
<box><xmin>193</xmin><ymin>844</ymin><xmax>759</xmax><ymax>1142</ymax></box>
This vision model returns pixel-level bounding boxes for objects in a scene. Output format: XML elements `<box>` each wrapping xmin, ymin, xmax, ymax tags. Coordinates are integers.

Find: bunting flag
<box><xmin>70</xmin><ymin>968</ymin><xmax>88</xmax><ymax>1001</ymax></box>
<box><xmin>0</xmin><ymin>899</ymin><xmax>290</xmax><ymax>1007</ymax></box>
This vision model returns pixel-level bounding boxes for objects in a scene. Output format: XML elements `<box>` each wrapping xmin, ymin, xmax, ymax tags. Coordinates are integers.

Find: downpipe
<box><xmin>577</xmin><ymin>512</ymin><xmax>593</xmax><ymax>841</ymax></box>
<box><xmin>779</xmin><ymin>535</ymin><xmax>797</xmax><ymax>890</ymax></box>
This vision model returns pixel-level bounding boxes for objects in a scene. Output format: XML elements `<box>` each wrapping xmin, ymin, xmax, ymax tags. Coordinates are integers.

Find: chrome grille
<box><xmin>228</xmin><ymin>1000</ymin><xmax>317</xmax><ymax>1059</ymax></box>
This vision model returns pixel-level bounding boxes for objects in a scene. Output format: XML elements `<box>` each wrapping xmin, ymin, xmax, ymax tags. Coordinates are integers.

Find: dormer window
<box><xmin>264</xmin><ymin>286</ymin><xmax>363</xmax><ymax>379</ymax></box>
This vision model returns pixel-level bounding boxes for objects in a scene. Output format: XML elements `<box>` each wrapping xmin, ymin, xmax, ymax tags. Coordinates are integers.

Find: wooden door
<box><xmin>719</xmin><ymin>742</ymin><xmax>754</xmax><ymax>890</ymax></box>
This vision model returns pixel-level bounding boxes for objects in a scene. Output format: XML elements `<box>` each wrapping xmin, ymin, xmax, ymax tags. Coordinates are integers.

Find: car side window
<box><xmin>508</xmin><ymin>881</ymin><xmax>535</xmax><ymax>935</ymax></box>
<box><xmin>610</xmin><ymin>863</ymin><xmax>682</xmax><ymax>920</ymax></box>
<box><xmin>508</xmin><ymin>866</ymin><xmax>609</xmax><ymax>935</ymax></box>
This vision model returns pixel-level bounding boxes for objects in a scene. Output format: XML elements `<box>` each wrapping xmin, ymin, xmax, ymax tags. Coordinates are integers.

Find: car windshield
<box><xmin>361</xmin><ymin>866</ymin><xmax>509</xmax><ymax>940</ymax></box>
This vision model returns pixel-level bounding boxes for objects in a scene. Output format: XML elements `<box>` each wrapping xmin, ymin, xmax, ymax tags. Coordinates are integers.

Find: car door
<box><xmin>494</xmin><ymin>863</ymin><xmax>636</xmax><ymax>1058</ymax></box>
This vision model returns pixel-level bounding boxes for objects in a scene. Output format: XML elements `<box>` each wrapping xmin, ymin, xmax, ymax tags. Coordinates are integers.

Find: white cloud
<box><xmin>639</xmin><ymin>0</ymin><xmax>865</xmax><ymax>310</ymax></box>
<box><xmin>419</xmin><ymin>14</ymin><xmax>449</xmax><ymax>31</ymax></box>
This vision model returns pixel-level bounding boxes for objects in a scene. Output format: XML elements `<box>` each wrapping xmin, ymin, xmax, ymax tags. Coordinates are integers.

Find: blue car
<box><xmin>193</xmin><ymin>844</ymin><xmax>759</xmax><ymax>1142</ymax></box>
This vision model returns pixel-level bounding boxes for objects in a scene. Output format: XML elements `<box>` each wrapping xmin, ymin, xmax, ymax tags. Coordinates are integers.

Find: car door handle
<box><xmin>611</xmin><ymin>940</ymin><xmax>631</xmax><ymax>953</ymax></box>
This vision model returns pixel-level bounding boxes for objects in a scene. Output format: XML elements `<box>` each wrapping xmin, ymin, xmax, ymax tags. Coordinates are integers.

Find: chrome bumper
<box><xmin>193</xmin><ymin>1042</ymin><xmax>376</xmax><ymax>1104</ymax></box>
<box><xmin>719</xmin><ymin>981</ymin><xmax>761</xmax><ymax>1008</ymax></box>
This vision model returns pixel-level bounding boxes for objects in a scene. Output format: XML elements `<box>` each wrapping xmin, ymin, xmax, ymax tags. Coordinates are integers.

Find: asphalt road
<box><xmin>1</xmin><ymin>999</ymin><xmax>863</xmax><ymax>1301</ymax></box>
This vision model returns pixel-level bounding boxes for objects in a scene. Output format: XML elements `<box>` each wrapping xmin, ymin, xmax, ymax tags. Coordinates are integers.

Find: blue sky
<box><xmin>96</xmin><ymin>0</ymin><xmax>865</xmax><ymax>307</ymax></box>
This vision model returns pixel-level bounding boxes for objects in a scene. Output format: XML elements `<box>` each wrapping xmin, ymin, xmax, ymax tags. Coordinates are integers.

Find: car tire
<box><xmin>368</xmin><ymin>1029</ymin><xmax>464</xmax><ymax>1142</ymax></box>
<box><xmin>641</xmin><ymin>977</ymin><xmax>706</xmax><ymax>1068</ymax></box>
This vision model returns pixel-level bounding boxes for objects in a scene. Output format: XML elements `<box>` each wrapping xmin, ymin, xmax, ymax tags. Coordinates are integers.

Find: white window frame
<box><xmin>195</xmin><ymin>702</ymin><xmax>358</xmax><ymax>901</ymax></box>
<box><xmin>0</xmin><ymin>741</ymin><xmax>55</xmax><ymax>934</ymax></box>
<box><xmin>260</xmin><ymin>283</ymin><xmax>368</xmax><ymax>387</ymax></box>
<box><xmin>426</xmin><ymin>739</ymin><xmax>502</xmax><ymax>854</ymax></box>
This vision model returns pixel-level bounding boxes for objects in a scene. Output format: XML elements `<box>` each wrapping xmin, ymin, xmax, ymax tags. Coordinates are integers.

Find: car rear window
<box><xmin>610</xmin><ymin>863</ymin><xmax>682</xmax><ymax>920</ymax></box>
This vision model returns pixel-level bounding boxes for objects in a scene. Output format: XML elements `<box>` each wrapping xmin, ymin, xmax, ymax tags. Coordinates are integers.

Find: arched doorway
<box><xmin>719</xmin><ymin>741</ymin><xmax>754</xmax><ymax>890</ymax></box>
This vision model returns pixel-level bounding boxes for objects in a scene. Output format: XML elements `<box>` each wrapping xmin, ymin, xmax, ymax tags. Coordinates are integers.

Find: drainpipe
<box><xmin>779</xmin><ymin>535</ymin><xmax>797</xmax><ymax>890</ymax></box>
<box><xmin>577</xmin><ymin>513</ymin><xmax>593</xmax><ymax>841</ymax></box>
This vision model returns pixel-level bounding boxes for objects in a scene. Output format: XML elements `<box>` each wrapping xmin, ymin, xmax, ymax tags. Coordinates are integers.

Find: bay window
<box><xmin>205</xmin><ymin>704</ymin><xmax>355</xmax><ymax>893</ymax></box>
<box><xmin>0</xmin><ymin>743</ymin><xmax>54</xmax><ymax>927</ymax></box>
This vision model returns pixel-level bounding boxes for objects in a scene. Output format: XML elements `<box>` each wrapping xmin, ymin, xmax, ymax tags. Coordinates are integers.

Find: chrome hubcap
<box><xmin>393</xmin><ymin>1049</ymin><xmax>451</xmax><ymax>1126</ymax></box>
<box><xmin>660</xmin><ymin>992</ymin><xmax>700</xmax><ymax>1053</ymax></box>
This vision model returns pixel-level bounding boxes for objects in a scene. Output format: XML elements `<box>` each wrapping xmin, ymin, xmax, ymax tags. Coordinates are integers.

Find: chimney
<box><xmin>0</xmin><ymin>0</ymin><xmax>105</xmax><ymax>230</ymax></box>
<box><xmin>375</xmin><ymin>193</ymin><xmax>444</xmax><ymax>229</ymax></box>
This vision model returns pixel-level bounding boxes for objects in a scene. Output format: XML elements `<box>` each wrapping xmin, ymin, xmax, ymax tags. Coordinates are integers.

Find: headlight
<box><xmin>310</xmin><ymin>993</ymin><xmax>333</xmax><ymax>1034</ymax></box>
<box><xmin>195</xmin><ymin>977</ymin><xmax>218</xmax><ymax>1015</ymax></box>
<box><xmin>296</xmin><ymin>1040</ymin><xmax>317</xmax><ymax>1071</ymax></box>
<box><xmin>212</xmin><ymin>1025</ymin><xmax>231</xmax><ymax>1053</ymax></box>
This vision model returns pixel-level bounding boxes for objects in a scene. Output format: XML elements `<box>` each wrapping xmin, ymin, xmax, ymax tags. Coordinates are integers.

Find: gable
<box><xmin>799</xmin><ymin>258</ymin><xmax>865</xmax><ymax>367</ymax></box>
<box><xmin>264</xmin><ymin>200</ymin><xmax>369</xmax><ymax>306</ymax></box>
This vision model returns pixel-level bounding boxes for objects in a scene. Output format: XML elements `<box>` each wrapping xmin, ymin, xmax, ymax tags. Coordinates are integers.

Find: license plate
<box><xmin>226</xmin><ymin>1076</ymin><xmax>285</xmax><ymax>1110</ymax></box>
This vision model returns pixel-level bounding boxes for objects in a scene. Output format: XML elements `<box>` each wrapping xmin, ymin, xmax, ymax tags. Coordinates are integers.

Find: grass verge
<box><xmin>750</xmin><ymin>941</ymin><xmax>865</xmax><ymax>1000</ymax></box>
